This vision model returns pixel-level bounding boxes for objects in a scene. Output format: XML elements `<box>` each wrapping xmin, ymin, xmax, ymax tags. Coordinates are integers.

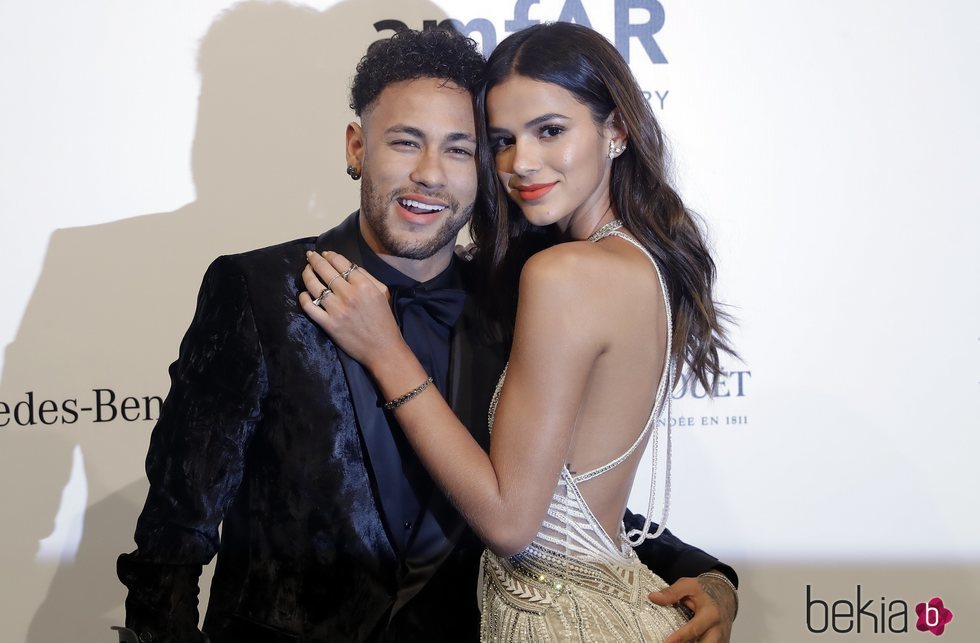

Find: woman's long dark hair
<box><xmin>471</xmin><ymin>22</ymin><xmax>735</xmax><ymax>391</ymax></box>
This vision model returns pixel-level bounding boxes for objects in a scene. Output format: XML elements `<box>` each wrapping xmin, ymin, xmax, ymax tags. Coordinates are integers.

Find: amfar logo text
<box><xmin>806</xmin><ymin>585</ymin><xmax>954</xmax><ymax>636</ymax></box>
<box><xmin>376</xmin><ymin>0</ymin><xmax>667</xmax><ymax>62</ymax></box>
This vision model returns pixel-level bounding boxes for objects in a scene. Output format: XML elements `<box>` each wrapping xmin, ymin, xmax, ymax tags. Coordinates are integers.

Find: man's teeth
<box><xmin>399</xmin><ymin>198</ymin><xmax>446</xmax><ymax>212</ymax></box>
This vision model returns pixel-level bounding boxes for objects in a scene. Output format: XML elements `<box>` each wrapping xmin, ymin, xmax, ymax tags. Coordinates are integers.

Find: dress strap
<box><xmin>574</xmin><ymin>222</ymin><xmax>675</xmax><ymax>545</ymax></box>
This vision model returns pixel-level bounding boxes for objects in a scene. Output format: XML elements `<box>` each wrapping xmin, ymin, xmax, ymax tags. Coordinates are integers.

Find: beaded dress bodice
<box><xmin>478</xmin><ymin>221</ymin><xmax>687</xmax><ymax>642</ymax></box>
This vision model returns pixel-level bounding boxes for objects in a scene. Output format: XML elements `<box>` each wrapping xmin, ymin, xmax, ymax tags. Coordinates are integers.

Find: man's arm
<box><xmin>625</xmin><ymin>509</ymin><xmax>737</xmax><ymax>587</ymax></box>
<box><xmin>626</xmin><ymin>509</ymin><xmax>738</xmax><ymax>643</ymax></box>
<box><xmin>117</xmin><ymin>256</ymin><xmax>267</xmax><ymax>642</ymax></box>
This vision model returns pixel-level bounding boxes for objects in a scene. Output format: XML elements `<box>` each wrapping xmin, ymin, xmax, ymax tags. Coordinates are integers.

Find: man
<box><xmin>117</xmin><ymin>28</ymin><xmax>736</xmax><ymax>643</ymax></box>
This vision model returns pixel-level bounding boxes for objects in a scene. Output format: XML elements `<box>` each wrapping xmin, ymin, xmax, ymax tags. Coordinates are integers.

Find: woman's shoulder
<box><xmin>519</xmin><ymin>237</ymin><xmax>663</xmax><ymax>324</ymax></box>
<box><xmin>521</xmin><ymin>240</ymin><xmax>606</xmax><ymax>282</ymax></box>
<box><xmin>517</xmin><ymin>241</ymin><xmax>632</xmax><ymax>313</ymax></box>
<box><xmin>520</xmin><ymin>239</ymin><xmax>642</xmax><ymax>289</ymax></box>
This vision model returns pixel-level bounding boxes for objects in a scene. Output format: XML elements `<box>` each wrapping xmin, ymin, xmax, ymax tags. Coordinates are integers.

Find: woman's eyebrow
<box><xmin>487</xmin><ymin>113</ymin><xmax>570</xmax><ymax>136</ymax></box>
<box><xmin>523</xmin><ymin>113</ymin><xmax>570</xmax><ymax>129</ymax></box>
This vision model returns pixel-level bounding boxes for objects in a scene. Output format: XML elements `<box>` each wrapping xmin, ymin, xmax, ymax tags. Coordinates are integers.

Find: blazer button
<box><xmin>403</xmin><ymin>521</ymin><xmax>412</xmax><ymax>529</ymax></box>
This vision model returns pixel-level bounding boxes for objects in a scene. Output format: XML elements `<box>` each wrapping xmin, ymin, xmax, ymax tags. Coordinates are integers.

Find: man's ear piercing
<box><xmin>346</xmin><ymin>165</ymin><xmax>361</xmax><ymax>180</ymax></box>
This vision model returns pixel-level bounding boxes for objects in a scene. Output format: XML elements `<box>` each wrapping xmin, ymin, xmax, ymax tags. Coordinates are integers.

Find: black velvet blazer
<box><xmin>117</xmin><ymin>213</ymin><xmax>733</xmax><ymax>643</ymax></box>
<box><xmin>118</xmin><ymin>213</ymin><xmax>506</xmax><ymax>642</ymax></box>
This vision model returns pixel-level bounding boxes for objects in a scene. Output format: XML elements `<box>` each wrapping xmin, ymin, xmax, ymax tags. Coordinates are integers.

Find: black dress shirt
<box><xmin>355</xmin><ymin>234</ymin><xmax>466</xmax><ymax>577</ymax></box>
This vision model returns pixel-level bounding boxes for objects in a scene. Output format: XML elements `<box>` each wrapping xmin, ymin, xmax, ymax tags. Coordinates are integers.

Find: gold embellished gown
<box><xmin>478</xmin><ymin>224</ymin><xmax>689</xmax><ymax>642</ymax></box>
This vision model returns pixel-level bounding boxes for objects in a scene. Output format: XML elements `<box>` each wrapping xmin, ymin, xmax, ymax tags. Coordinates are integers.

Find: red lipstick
<box><xmin>514</xmin><ymin>182</ymin><xmax>557</xmax><ymax>202</ymax></box>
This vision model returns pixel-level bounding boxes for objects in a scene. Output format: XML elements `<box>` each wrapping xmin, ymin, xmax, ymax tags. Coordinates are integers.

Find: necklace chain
<box><xmin>586</xmin><ymin>219</ymin><xmax>624</xmax><ymax>242</ymax></box>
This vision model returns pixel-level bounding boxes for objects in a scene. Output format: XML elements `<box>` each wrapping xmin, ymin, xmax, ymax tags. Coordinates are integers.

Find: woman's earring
<box><xmin>346</xmin><ymin>165</ymin><xmax>361</xmax><ymax>180</ymax></box>
<box><xmin>608</xmin><ymin>140</ymin><xmax>627</xmax><ymax>159</ymax></box>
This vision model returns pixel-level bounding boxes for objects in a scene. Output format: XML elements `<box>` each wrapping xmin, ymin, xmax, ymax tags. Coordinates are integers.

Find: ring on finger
<box><xmin>341</xmin><ymin>263</ymin><xmax>358</xmax><ymax>281</ymax></box>
<box><xmin>326</xmin><ymin>273</ymin><xmax>344</xmax><ymax>290</ymax></box>
<box><xmin>312</xmin><ymin>287</ymin><xmax>332</xmax><ymax>307</ymax></box>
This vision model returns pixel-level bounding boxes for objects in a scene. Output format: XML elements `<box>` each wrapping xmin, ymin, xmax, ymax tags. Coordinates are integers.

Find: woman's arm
<box><xmin>300</xmin><ymin>248</ymin><xmax>604</xmax><ymax>556</ymax></box>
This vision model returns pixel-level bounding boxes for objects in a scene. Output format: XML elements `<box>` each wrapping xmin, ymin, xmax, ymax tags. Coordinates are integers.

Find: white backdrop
<box><xmin>1</xmin><ymin>1</ymin><xmax>978</xmax><ymax>641</ymax></box>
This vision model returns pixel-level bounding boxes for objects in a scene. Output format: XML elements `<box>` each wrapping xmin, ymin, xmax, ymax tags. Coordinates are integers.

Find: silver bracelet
<box><xmin>698</xmin><ymin>571</ymin><xmax>739</xmax><ymax>619</ymax></box>
<box><xmin>383</xmin><ymin>377</ymin><xmax>433</xmax><ymax>410</ymax></box>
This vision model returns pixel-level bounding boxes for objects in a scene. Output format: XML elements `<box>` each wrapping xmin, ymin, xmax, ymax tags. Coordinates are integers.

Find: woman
<box><xmin>303</xmin><ymin>23</ymin><xmax>733</xmax><ymax>642</ymax></box>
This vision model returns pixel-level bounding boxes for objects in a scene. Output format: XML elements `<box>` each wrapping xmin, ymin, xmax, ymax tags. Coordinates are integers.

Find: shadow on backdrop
<box><xmin>0</xmin><ymin>1</ymin><xmax>451</xmax><ymax>640</ymax></box>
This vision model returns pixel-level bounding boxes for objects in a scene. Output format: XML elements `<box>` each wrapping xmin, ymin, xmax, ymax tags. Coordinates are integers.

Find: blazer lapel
<box><xmin>315</xmin><ymin>213</ymin><xmax>416</xmax><ymax>555</ymax></box>
<box><xmin>389</xmin><ymin>260</ymin><xmax>507</xmax><ymax>616</ymax></box>
<box><xmin>314</xmin><ymin>218</ymin><xmax>507</xmax><ymax>612</ymax></box>
<box><xmin>414</xmin><ymin>260</ymin><xmax>505</xmax><ymax>544</ymax></box>
<box><xmin>447</xmin><ymin>261</ymin><xmax>502</xmax><ymax>453</ymax></box>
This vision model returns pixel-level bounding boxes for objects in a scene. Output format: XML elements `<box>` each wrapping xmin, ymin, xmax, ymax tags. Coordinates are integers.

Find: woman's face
<box><xmin>486</xmin><ymin>75</ymin><xmax>620</xmax><ymax>236</ymax></box>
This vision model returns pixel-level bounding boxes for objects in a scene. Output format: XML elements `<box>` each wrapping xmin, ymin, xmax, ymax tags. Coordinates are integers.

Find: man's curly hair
<box><xmin>349</xmin><ymin>28</ymin><xmax>485</xmax><ymax>116</ymax></box>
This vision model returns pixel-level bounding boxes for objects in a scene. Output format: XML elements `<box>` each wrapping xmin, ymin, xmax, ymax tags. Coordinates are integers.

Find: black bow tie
<box><xmin>390</xmin><ymin>285</ymin><xmax>466</xmax><ymax>329</ymax></box>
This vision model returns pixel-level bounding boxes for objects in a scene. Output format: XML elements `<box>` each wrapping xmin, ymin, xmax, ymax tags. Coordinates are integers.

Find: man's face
<box><xmin>347</xmin><ymin>78</ymin><xmax>478</xmax><ymax>265</ymax></box>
